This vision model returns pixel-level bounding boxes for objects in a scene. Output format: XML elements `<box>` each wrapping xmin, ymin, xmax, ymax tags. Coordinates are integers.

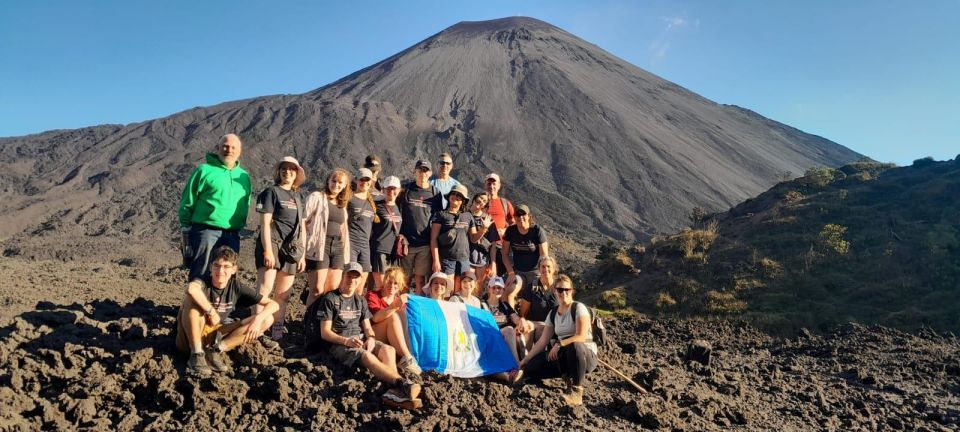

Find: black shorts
<box><xmin>255</xmin><ymin>239</ymin><xmax>298</xmax><ymax>274</ymax></box>
<box><xmin>309</xmin><ymin>236</ymin><xmax>345</xmax><ymax>270</ymax></box>
<box><xmin>371</xmin><ymin>252</ymin><xmax>396</xmax><ymax>274</ymax></box>
<box><xmin>350</xmin><ymin>245</ymin><xmax>372</xmax><ymax>272</ymax></box>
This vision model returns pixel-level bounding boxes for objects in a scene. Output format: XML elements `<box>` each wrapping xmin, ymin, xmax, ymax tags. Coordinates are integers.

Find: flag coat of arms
<box><xmin>405</xmin><ymin>295</ymin><xmax>518</xmax><ymax>377</ymax></box>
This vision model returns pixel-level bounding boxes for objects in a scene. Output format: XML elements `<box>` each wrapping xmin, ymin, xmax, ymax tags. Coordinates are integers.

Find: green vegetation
<box><xmin>593</xmin><ymin>158</ymin><xmax>960</xmax><ymax>335</ymax></box>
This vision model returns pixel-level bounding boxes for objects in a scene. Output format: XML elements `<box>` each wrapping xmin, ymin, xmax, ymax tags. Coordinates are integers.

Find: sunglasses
<box><xmin>358</xmin><ymin>177</ymin><xmax>371</xmax><ymax>182</ymax></box>
<box><xmin>417</xmin><ymin>168</ymin><xmax>431</xmax><ymax>173</ymax></box>
<box><xmin>554</xmin><ymin>287</ymin><xmax>573</xmax><ymax>293</ymax></box>
<box><xmin>438</xmin><ymin>161</ymin><xmax>452</xmax><ymax>165</ymax></box>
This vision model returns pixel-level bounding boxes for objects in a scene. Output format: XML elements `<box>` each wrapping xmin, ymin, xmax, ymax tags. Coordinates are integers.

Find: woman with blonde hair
<box><xmin>303</xmin><ymin>169</ymin><xmax>352</xmax><ymax>307</ymax></box>
<box><xmin>516</xmin><ymin>274</ymin><xmax>597</xmax><ymax>406</ymax></box>
<box><xmin>366</xmin><ymin>266</ymin><xmax>421</xmax><ymax>375</ymax></box>
<box><xmin>256</xmin><ymin>157</ymin><xmax>307</xmax><ymax>348</ymax></box>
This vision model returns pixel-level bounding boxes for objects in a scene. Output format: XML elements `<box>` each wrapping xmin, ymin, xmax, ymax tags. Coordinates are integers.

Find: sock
<box><xmin>216</xmin><ymin>340</ymin><xmax>227</xmax><ymax>352</ymax></box>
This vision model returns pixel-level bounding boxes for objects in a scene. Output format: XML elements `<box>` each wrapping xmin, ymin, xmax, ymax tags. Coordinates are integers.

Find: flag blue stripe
<box><xmin>466</xmin><ymin>304</ymin><xmax>518</xmax><ymax>375</ymax></box>
<box><xmin>406</xmin><ymin>295</ymin><xmax>448</xmax><ymax>372</ymax></box>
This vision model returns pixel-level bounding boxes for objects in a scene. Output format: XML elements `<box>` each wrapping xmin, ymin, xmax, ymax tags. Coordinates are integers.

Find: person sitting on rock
<box><xmin>422</xmin><ymin>271</ymin><xmax>450</xmax><ymax>300</ymax></box>
<box><xmin>366</xmin><ymin>266</ymin><xmax>421</xmax><ymax>375</ymax></box>
<box><xmin>318</xmin><ymin>262</ymin><xmax>422</xmax><ymax>410</ymax></box>
<box><xmin>175</xmin><ymin>245</ymin><xmax>279</xmax><ymax>377</ymax></box>
<box><xmin>483</xmin><ymin>276</ymin><xmax>531</xmax><ymax>364</ymax></box>
<box><xmin>447</xmin><ymin>268</ymin><xmax>482</xmax><ymax>309</ymax></box>
<box><xmin>515</xmin><ymin>274</ymin><xmax>597</xmax><ymax>406</ymax></box>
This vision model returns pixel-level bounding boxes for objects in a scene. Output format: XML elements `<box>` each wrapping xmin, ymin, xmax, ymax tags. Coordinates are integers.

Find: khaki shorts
<box><xmin>329</xmin><ymin>339</ymin><xmax>387</xmax><ymax>366</ymax></box>
<box><xmin>175</xmin><ymin>308</ymin><xmax>244</xmax><ymax>353</ymax></box>
<box><xmin>401</xmin><ymin>245</ymin><xmax>431</xmax><ymax>277</ymax></box>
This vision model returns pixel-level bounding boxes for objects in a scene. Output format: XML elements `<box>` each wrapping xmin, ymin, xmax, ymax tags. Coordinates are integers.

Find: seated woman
<box><xmin>422</xmin><ymin>271</ymin><xmax>451</xmax><ymax>300</ymax></box>
<box><xmin>513</xmin><ymin>256</ymin><xmax>558</xmax><ymax>350</ymax></box>
<box><xmin>365</xmin><ymin>266</ymin><xmax>421</xmax><ymax>375</ymax></box>
<box><xmin>447</xmin><ymin>268</ymin><xmax>482</xmax><ymax>308</ymax></box>
<box><xmin>516</xmin><ymin>275</ymin><xmax>597</xmax><ymax>406</ymax></box>
<box><xmin>482</xmin><ymin>276</ymin><xmax>530</xmax><ymax>364</ymax></box>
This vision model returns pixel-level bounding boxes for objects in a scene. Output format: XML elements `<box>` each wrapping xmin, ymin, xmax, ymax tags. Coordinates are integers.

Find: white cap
<box><xmin>485</xmin><ymin>173</ymin><xmax>501</xmax><ymax>182</ymax></box>
<box><xmin>357</xmin><ymin>168</ymin><xmax>374</xmax><ymax>180</ymax></box>
<box><xmin>487</xmin><ymin>276</ymin><xmax>505</xmax><ymax>288</ymax></box>
<box><xmin>383</xmin><ymin>175</ymin><xmax>401</xmax><ymax>189</ymax></box>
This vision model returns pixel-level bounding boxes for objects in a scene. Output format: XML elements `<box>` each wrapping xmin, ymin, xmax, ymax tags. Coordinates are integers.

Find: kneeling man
<box><xmin>176</xmin><ymin>245</ymin><xmax>279</xmax><ymax>377</ymax></box>
<box><xmin>319</xmin><ymin>262</ymin><xmax>422</xmax><ymax>410</ymax></box>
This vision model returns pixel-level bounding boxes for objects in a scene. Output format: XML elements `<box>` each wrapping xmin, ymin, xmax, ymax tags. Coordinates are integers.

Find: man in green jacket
<box><xmin>179</xmin><ymin>134</ymin><xmax>252</xmax><ymax>281</ymax></box>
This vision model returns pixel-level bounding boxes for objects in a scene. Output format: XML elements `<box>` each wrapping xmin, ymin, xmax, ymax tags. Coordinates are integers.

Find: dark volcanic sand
<box><xmin>1</xmin><ymin>258</ymin><xmax>958</xmax><ymax>431</ymax></box>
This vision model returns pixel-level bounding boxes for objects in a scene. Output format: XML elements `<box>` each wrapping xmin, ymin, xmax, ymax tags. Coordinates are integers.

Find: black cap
<box><xmin>415</xmin><ymin>160</ymin><xmax>432</xmax><ymax>171</ymax></box>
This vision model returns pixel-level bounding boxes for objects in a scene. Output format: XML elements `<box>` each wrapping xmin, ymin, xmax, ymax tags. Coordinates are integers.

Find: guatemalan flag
<box><xmin>405</xmin><ymin>296</ymin><xmax>517</xmax><ymax>377</ymax></box>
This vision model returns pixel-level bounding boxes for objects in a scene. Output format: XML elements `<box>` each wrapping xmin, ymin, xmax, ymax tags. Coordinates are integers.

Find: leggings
<box><xmin>522</xmin><ymin>342</ymin><xmax>597</xmax><ymax>386</ymax></box>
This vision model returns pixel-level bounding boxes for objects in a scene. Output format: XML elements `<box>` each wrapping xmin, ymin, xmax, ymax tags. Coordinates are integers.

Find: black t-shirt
<box><xmin>519</xmin><ymin>277</ymin><xmax>559</xmax><ymax>322</ymax></box>
<box><xmin>400</xmin><ymin>182</ymin><xmax>442</xmax><ymax>247</ymax></box>
<box><xmin>431</xmin><ymin>210</ymin><xmax>475</xmax><ymax>260</ymax></box>
<box><xmin>348</xmin><ymin>196</ymin><xmax>375</xmax><ymax>248</ymax></box>
<box><xmin>256</xmin><ymin>186</ymin><xmax>301</xmax><ymax>244</ymax></box>
<box><xmin>371</xmin><ymin>201</ymin><xmax>401</xmax><ymax>254</ymax></box>
<box><xmin>504</xmin><ymin>224</ymin><xmax>548</xmax><ymax>273</ymax></box>
<box><xmin>317</xmin><ymin>291</ymin><xmax>371</xmax><ymax>338</ymax></box>
<box><xmin>327</xmin><ymin>198</ymin><xmax>346</xmax><ymax>238</ymax></box>
<box><xmin>485</xmin><ymin>299</ymin><xmax>517</xmax><ymax>329</ymax></box>
<box><xmin>199</xmin><ymin>275</ymin><xmax>263</xmax><ymax>321</ymax></box>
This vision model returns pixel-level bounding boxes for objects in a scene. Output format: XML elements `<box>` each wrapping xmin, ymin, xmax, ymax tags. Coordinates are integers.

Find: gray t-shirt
<box><xmin>547</xmin><ymin>302</ymin><xmax>597</xmax><ymax>354</ymax></box>
<box><xmin>448</xmin><ymin>293</ymin><xmax>482</xmax><ymax>309</ymax></box>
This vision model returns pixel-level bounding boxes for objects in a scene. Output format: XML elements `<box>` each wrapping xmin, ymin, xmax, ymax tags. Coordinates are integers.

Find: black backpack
<box><xmin>550</xmin><ymin>302</ymin><xmax>609</xmax><ymax>349</ymax></box>
<box><xmin>302</xmin><ymin>298</ymin><xmax>324</xmax><ymax>352</ymax></box>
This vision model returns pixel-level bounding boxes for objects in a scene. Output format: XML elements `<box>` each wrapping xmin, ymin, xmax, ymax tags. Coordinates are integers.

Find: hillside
<box><xmin>0</xmin><ymin>17</ymin><xmax>861</xmax><ymax>266</ymax></box>
<box><xmin>590</xmin><ymin>157</ymin><xmax>960</xmax><ymax>334</ymax></box>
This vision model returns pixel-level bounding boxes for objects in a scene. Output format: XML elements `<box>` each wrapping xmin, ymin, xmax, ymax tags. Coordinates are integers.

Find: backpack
<box><xmin>549</xmin><ymin>301</ymin><xmax>609</xmax><ymax>349</ymax></box>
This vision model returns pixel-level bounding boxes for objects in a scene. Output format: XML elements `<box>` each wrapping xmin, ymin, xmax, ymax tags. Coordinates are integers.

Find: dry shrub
<box><xmin>706</xmin><ymin>290</ymin><xmax>746</xmax><ymax>313</ymax></box>
<box><xmin>656</xmin><ymin>292</ymin><xmax>677</xmax><ymax>309</ymax></box>
<box><xmin>676</xmin><ymin>223</ymin><xmax>719</xmax><ymax>262</ymax></box>
<box><xmin>600</xmin><ymin>288</ymin><xmax>627</xmax><ymax>309</ymax></box>
<box><xmin>783</xmin><ymin>190</ymin><xmax>804</xmax><ymax>203</ymax></box>
<box><xmin>759</xmin><ymin>258</ymin><xmax>784</xmax><ymax>279</ymax></box>
<box><xmin>733</xmin><ymin>277</ymin><xmax>764</xmax><ymax>291</ymax></box>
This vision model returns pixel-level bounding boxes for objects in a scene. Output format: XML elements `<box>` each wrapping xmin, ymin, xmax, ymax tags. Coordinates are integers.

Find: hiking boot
<box><xmin>187</xmin><ymin>353</ymin><xmax>212</xmax><ymax>378</ymax></box>
<box><xmin>401</xmin><ymin>379</ymin><xmax>421</xmax><ymax>401</ymax></box>
<box><xmin>563</xmin><ymin>385</ymin><xmax>584</xmax><ymax>406</ymax></box>
<box><xmin>382</xmin><ymin>388</ymin><xmax>422</xmax><ymax>410</ymax></box>
<box><xmin>398</xmin><ymin>355</ymin><xmax>422</xmax><ymax>376</ymax></box>
<box><xmin>259</xmin><ymin>335</ymin><xmax>281</xmax><ymax>351</ymax></box>
<box><xmin>204</xmin><ymin>348</ymin><xmax>231</xmax><ymax>373</ymax></box>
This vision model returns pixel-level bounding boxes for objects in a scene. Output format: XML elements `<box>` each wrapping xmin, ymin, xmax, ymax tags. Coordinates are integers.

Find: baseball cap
<box><xmin>487</xmin><ymin>276</ymin><xmax>506</xmax><ymax>288</ymax></box>
<box><xmin>515</xmin><ymin>204</ymin><xmax>531</xmax><ymax>216</ymax></box>
<box><xmin>357</xmin><ymin>168</ymin><xmax>374</xmax><ymax>180</ymax></box>
<box><xmin>383</xmin><ymin>175</ymin><xmax>401</xmax><ymax>189</ymax></box>
<box><xmin>344</xmin><ymin>262</ymin><xmax>363</xmax><ymax>275</ymax></box>
<box><xmin>415</xmin><ymin>160</ymin><xmax>432</xmax><ymax>171</ymax></box>
<box><xmin>485</xmin><ymin>173</ymin><xmax>500</xmax><ymax>183</ymax></box>
<box><xmin>462</xmin><ymin>269</ymin><xmax>477</xmax><ymax>281</ymax></box>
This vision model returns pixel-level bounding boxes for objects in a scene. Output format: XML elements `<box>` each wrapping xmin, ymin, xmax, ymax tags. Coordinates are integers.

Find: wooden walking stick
<box><xmin>598</xmin><ymin>358</ymin><xmax>649</xmax><ymax>394</ymax></box>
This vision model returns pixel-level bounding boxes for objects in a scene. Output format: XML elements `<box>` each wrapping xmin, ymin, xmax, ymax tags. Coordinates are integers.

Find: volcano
<box><xmin>0</xmin><ymin>16</ymin><xmax>862</xmax><ymax>261</ymax></box>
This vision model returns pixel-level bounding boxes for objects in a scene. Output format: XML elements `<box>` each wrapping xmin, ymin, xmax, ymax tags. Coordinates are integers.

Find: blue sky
<box><xmin>1</xmin><ymin>1</ymin><xmax>956</xmax><ymax>165</ymax></box>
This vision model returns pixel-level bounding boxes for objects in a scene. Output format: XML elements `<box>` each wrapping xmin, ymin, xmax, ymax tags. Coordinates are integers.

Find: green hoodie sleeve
<box><xmin>178</xmin><ymin>166</ymin><xmax>203</xmax><ymax>230</ymax></box>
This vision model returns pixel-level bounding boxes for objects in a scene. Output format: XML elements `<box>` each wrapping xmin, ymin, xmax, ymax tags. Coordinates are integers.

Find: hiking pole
<box><xmin>597</xmin><ymin>358</ymin><xmax>649</xmax><ymax>395</ymax></box>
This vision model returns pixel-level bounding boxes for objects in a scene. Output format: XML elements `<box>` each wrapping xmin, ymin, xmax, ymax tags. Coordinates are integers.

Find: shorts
<box><xmin>175</xmin><ymin>310</ymin><xmax>244</xmax><ymax>353</ymax></box>
<box><xmin>469</xmin><ymin>244</ymin><xmax>489</xmax><ymax>267</ymax></box>
<box><xmin>308</xmin><ymin>236</ymin><xmax>345</xmax><ymax>271</ymax></box>
<box><xmin>493</xmin><ymin>246</ymin><xmax>507</xmax><ymax>276</ymax></box>
<box><xmin>441</xmin><ymin>258</ymin><xmax>470</xmax><ymax>276</ymax></box>
<box><xmin>371</xmin><ymin>252</ymin><xmax>396</xmax><ymax>274</ymax></box>
<box><xmin>255</xmin><ymin>239</ymin><xmax>298</xmax><ymax>275</ymax></box>
<box><xmin>349</xmin><ymin>245</ymin><xmax>372</xmax><ymax>272</ymax></box>
<box><xmin>329</xmin><ymin>339</ymin><xmax>387</xmax><ymax>366</ymax></box>
<box><xmin>401</xmin><ymin>245</ymin><xmax>431</xmax><ymax>277</ymax></box>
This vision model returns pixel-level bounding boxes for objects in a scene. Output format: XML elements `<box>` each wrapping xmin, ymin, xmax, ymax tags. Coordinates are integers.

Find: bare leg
<box><xmin>414</xmin><ymin>275</ymin><xmax>425</xmax><ymax>295</ymax></box>
<box><xmin>256</xmin><ymin>267</ymin><xmax>278</xmax><ymax>314</ymax></box>
<box><xmin>180</xmin><ymin>298</ymin><xmax>205</xmax><ymax>353</ymax></box>
<box><xmin>371</xmin><ymin>272</ymin><xmax>384</xmax><ymax>292</ymax></box>
<box><xmin>271</xmin><ymin>271</ymin><xmax>296</xmax><ymax>338</ymax></box>
<box><xmin>383</xmin><ymin>314</ymin><xmax>412</xmax><ymax>358</ymax></box>
<box><xmin>357</xmin><ymin>272</ymin><xmax>369</xmax><ymax>296</ymax></box>
<box><xmin>222</xmin><ymin>315</ymin><xmax>275</xmax><ymax>351</ymax></box>
<box><xmin>453</xmin><ymin>275</ymin><xmax>462</xmax><ymax>300</ymax></box>
<box><xmin>527</xmin><ymin>322</ymin><xmax>546</xmax><ymax>350</ymax></box>
<box><xmin>325</xmin><ymin>269</ymin><xmax>343</xmax><ymax>295</ymax></box>
<box><xmin>306</xmin><ymin>268</ymin><xmax>329</xmax><ymax>306</ymax></box>
<box><xmin>359</xmin><ymin>345</ymin><xmax>400</xmax><ymax>383</ymax></box>
<box><xmin>501</xmin><ymin>326</ymin><xmax>519</xmax><ymax>362</ymax></box>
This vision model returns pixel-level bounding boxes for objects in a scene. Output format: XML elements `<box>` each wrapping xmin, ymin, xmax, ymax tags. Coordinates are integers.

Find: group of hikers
<box><xmin>175</xmin><ymin>134</ymin><xmax>599</xmax><ymax>410</ymax></box>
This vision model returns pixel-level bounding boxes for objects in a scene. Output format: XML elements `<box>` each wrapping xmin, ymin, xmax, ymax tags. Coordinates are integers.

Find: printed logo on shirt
<box><xmin>407</xmin><ymin>197</ymin><xmax>431</xmax><ymax>209</ymax></box>
<box><xmin>512</xmin><ymin>241</ymin><xmax>537</xmax><ymax>252</ymax></box>
<box><xmin>338</xmin><ymin>308</ymin><xmax>361</xmax><ymax>321</ymax></box>
<box><xmin>280</xmin><ymin>198</ymin><xmax>297</xmax><ymax>209</ymax></box>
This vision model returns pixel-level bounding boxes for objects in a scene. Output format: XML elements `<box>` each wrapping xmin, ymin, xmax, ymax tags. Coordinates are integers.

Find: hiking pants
<box><xmin>523</xmin><ymin>342</ymin><xmax>598</xmax><ymax>386</ymax></box>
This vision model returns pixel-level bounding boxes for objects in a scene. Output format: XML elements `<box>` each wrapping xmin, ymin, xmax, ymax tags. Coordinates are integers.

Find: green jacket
<box><xmin>178</xmin><ymin>153</ymin><xmax>252</xmax><ymax>231</ymax></box>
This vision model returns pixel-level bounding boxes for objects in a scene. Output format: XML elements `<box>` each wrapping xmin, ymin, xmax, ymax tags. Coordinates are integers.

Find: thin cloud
<box><xmin>660</xmin><ymin>16</ymin><xmax>687</xmax><ymax>30</ymax></box>
<box><xmin>649</xmin><ymin>14</ymin><xmax>698</xmax><ymax>64</ymax></box>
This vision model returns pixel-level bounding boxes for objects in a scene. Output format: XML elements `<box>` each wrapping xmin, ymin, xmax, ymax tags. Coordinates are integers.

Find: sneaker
<box><xmin>259</xmin><ymin>335</ymin><xmax>281</xmax><ymax>351</ymax></box>
<box><xmin>401</xmin><ymin>379</ymin><xmax>421</xmax><ymax>401</ymax></box>
<box><xmin>382</xmin><ymin>388</ymin><xmax>422</xmax><ymax>410</ymax></box>
<box><xmin>187</xmin><ymin>353</ymin><xmax>212</xmax><ymax>378</ymax></box>
<box><xmin>508</xmin><ymin>368</ymin><xmax>524</xmax><ymax>385</ymax></box>
<box><xmin>398</xmin><ymin>355</ymin><xmax>422</xmax><ymax>376</ymax></box>
<box><xmin>204</xmin><ymin>348</ymin><xmax>231</xmax><ymax>373</ymax></box>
